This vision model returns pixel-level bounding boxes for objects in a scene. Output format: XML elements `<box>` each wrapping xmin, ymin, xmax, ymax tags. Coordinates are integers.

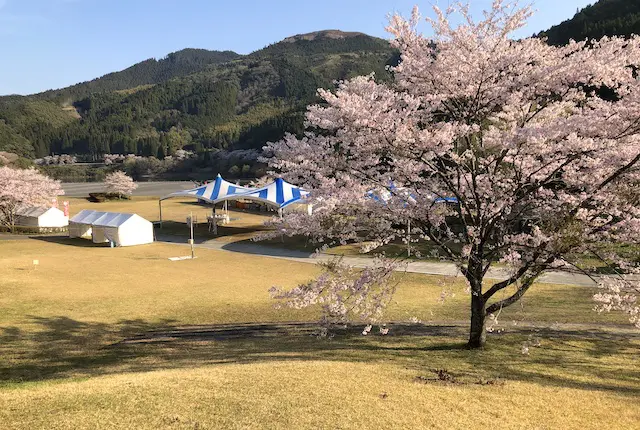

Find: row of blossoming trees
<box><xmin>264</xmin><ymin>1</ymin><xmax>640</xmax><ymax>347</ymax></box>
<box><xmin>0</xmin><ymin>168</ymin><xmax>137</xmax><ymax>230</ymax></box>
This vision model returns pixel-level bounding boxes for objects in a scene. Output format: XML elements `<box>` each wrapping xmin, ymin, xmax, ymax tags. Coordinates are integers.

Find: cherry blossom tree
<box><xmin>263</xmin><ymin>1</ymin><xmax>640</xmax><ymax>347</ymax></box>
<box><xmin>104</xmin><ymin>171</ymin><xmax>137</xmax><ymax>197</ymax></box>
<box><xmin>0</xmin><ymin>167</ymin><xmax>64</xmax><ymax>230</ymax></box>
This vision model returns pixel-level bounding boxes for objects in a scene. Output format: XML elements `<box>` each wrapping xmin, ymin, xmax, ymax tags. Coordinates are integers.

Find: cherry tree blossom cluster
<box><xmin>594</xmin><ymin>274</ymin><xmax>640</xmax><ymax>328</ymax></box>
<box><xmin>103</xmin><ymin>154</ymin><xmax>128</xmax><ymax>165</ymax></box>
<box><xmin>34</xmin><ymin>155</ymin><xmax>77</xmax><ymax>165</ymax></box>
<box><xmin>104</xmin><ymin>171</ymin><xmax>137</xmax><ymax>196</ymax></box>
<box><xmin>0</xmin><ymin>167</ymin><xmax>64</xmax><ymax>228</ymax></box>
<box><xmin>269</xmin><ymin>257</ymin><xmax>400</xmax><ymax>330</ymax></box>
<box><xmin>263</xmin><ymin>1</ymin><xmax>640</xmax><ymax>346</ymax></box>
<box><xmin>0</xmin><ymin>152</ymin><xmax>19</xmax><ymax>166</ymax></box>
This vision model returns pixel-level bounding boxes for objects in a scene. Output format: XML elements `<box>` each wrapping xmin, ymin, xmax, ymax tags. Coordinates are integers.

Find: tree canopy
<box><xmin>264</xmin><ymin>2</ymin><xmax>640</xmax><ymax>347</ymax></box>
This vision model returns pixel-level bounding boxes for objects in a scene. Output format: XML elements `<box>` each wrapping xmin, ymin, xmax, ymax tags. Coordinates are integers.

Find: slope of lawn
<box><xmin>0</xmin><ymin>238</ymin><xmax>638</xmax><ymax>429</ymax></box>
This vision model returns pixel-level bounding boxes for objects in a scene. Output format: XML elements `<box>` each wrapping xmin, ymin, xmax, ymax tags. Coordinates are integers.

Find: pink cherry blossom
<box><xmin>0</xmin><ymin>167</ymin><xmax>64</xmax><ymax>229</ymax></box>
<box><xmin>104</xmin><ymin>171</ymin><xmax>138</xmax><ymax>196</ymax></box>
<box><xmin>263</xmin><ymin>1</ymin><xmax>640</xmax><ymax>347</ymax></box>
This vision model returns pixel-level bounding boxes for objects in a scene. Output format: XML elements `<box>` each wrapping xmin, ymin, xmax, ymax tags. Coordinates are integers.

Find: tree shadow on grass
<box><xmin>155</xmin><ymin>222</ymin><xmax>267</xmax><ymax>244</ymax></box>
<box><xmin>221</xmin><ymin>239</ymin><xmax>316</xmax><ymax>258</ymax></box>
<box><xmin>0</xmin><ymin>316</ymin><xmax>638</xmax><ymax>397</ymax></box>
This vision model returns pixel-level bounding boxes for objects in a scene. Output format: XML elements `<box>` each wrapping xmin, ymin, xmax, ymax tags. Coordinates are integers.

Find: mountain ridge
<box><xmin>0</xmin><ymin>0</ymin><xmax>636</xmax><ymax>170</ymax></box>
<box><xmin>0</xmin><ymin>30</ymin><xmax>396</xmax><ymax>163</ymax></box>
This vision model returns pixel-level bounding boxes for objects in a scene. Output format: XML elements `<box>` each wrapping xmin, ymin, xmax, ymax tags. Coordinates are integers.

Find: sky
<box><xmin>0</xmin><ymin>0</ymin><xmax>593</xmax><ymax>96</ymax></box>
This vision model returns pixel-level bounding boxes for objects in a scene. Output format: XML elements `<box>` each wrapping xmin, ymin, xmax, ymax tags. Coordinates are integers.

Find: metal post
<box><xmin>407</xmin><ymin>219</ymin><xmax>411</xmax><ymax>257</ymax></box>
<box><xmin>279</xmin><ymin>207</ymin><xmax>284</xmax><ymax>242</ymax></box>
<box><xmin>190</xmin><ymin>211</ymin><xmax>195</xmax><ymax>259</ymax></box>
<box><xmin>159</xmin><ymin>200</ymin><xmax>163</xmax><ymax>228</ymax></box>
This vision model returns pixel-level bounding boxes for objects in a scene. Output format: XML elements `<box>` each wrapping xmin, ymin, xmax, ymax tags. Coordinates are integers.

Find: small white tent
<box><xmin>69</xmin><ymin>210</ymin><xmax>153</xmax><ymax>247</ymax></box>
<box><xmin>15</xmin><ymin>207</ymin><xmax>68</xmax><ymax>230</ymax></box>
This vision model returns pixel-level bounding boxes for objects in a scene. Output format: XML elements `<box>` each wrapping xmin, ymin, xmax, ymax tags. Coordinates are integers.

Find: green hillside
<box><xmin>0</xmin><ymin>31</ymin><xmax>396</xmax><ymax>161</ymax></box>
<box><xmin>0</xmin><ymin>120</ymin><xmax>33</xmax><ymax>157</ymax></box>
<box><xmin>539</xmin><ymin>0</ymin><xmax>640</xmax><ymax>45</ymax></box>
<box><xmin>3</xmin><ymin>0</ymin><xmax>634</xmax><ymax>169</ymax></box>
<box><xmin>36</xmin><ymin>49</ymin><xmax>241</xmax><ymax>102</ymax></box>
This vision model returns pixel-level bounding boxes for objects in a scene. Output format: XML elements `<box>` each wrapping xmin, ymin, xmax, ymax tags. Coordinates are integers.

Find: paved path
<box><xmin>62</xmin><ymin>181</ymin><xmax>195</xmax><ymax>197</ymax></box>
<box><xmin>156</xmin><ymin>234</ymin><xmax>606</xmax><ymax>287</ymax></box>
<box><xmin>3</xmin><ymin>231</ymin><xmax>629</xmax><ymax>287</ymax></box>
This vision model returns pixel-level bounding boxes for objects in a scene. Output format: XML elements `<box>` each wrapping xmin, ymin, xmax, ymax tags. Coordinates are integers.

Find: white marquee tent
<box><xmin>69</xmin><ymin>210</ymin><xmax>154</xmax><ymax>246</ymax></box>
<box><xmin>15</xmin><ymin>207</ymin><xmax>68</xmax><ymax>230</ymax></box>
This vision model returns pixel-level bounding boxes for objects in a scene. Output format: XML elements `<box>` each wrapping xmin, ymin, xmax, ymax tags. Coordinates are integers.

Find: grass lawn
<box><xmin>0</xmin><ymin>237</ymin><xmax>638</xmax><ymax>429</ymax></box>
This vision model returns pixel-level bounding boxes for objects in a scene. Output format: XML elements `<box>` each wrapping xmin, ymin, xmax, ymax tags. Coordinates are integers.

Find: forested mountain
<box><xmin>539</xmin><ymin>0</ymin><xmax>640</xmax><ymax>45</ymax></box>
<box><xmin>33</xmin><ymin>49</ymin><xmax>240</xmax><ymax>102</ymax></box>
<box><xmin>0</xmin><ymin>31</ymin><xmax>396</xmax><ymax>163</ymax></box>
<box><xmin>1</xmin><ymin>0</ymin><xmax>635</xmax><ymax>173</ymax></box>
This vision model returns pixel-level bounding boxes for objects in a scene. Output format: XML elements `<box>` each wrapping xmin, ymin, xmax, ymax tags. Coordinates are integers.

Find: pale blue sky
<box><xmin>0</xmin><ymin>0</ymin><xmax>593</xmax><ymax>95</ymax></box>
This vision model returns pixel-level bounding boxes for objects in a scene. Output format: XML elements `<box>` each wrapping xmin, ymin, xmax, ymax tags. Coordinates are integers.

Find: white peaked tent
<box><xmin>69</xmin><ymin>210</ymin><xmax>153</xmax><ymax>246</ymax></box>
<box><xmin>15</xmin><ymin>207</ymin><xmax>68</xmax><ymax>230</ymax></box>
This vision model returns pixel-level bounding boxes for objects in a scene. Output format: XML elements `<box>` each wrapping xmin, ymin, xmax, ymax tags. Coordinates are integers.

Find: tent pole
<box><xmin>212</xmin><ymin>205</ymin><xmax>217</xmax><ymax>235</ymax></box>
<box><xmin>279</xmin><ymin>207</ymin><xmax>284</xmax><ymax>242</ymax></box>
<box><xmin>159</xmin><ymin>200</ymin><xmax>163</xmax><ymax>228</ymax></box>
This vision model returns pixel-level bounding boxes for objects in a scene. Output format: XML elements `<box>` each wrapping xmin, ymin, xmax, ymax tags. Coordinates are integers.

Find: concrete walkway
<box><xmin>156</xmin><ymin>234</ymin><xmax>606</xmax><ymax>287</ymax></box>
<box><xmin>3</xmin><ymin>231</ymin><xmax>628</xmax><ymax>287</ymax></box>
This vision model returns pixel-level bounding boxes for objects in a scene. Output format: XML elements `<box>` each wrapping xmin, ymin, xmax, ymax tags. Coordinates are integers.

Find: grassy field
<box><xmin>0</xmin><ymin>236</ymin><xmax>638</xmax><ymax>429</ymax></box>
<box><xmin>63</xmin><ymin>197</ymin><xmax>640</xmax><ymax>267</ymax></box>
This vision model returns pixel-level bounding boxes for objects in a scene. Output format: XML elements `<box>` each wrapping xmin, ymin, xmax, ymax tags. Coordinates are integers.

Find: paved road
<box><xmin>62</xmin><ymin>181</ymin><xmax>195</xmax><ymax>197</ymax></box>
<box><xmin>156</xmin><ymin>234</ymin><xmax>609</xmax><ymax>287</ymax></box>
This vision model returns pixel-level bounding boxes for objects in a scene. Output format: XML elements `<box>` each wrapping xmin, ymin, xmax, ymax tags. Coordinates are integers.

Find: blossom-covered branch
<box><xmin>263</xmin><ymin>0</ymin><xmax>640</xmax><ymax>347</ymax></box>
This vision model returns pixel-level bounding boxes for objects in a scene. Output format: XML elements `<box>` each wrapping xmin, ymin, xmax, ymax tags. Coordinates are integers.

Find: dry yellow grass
<box><xmin>0</xmin><ymin>237</ymin><xmax>638</xmax><ymax>429</ymax></box>
<box><xmin>1</xmin><ymin>361</ymin><xmax>638</xmax><ymax>430</ymax></box>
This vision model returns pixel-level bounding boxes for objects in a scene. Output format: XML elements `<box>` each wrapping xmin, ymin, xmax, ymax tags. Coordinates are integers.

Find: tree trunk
<box><xmin>468</xmin><ymin>292</ymin><xmax>486</xmax><ymax>348</ymax></box>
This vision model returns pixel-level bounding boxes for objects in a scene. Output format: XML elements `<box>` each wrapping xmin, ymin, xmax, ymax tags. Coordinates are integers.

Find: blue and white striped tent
<box><xmin>160</xmin><ymin>175</ymin><xmax>308</xmax><ymax>209</ymax></box>
<box><xmin>367</xmin><ymin>181</ymin><xmax>417</xmax><ymax>206</ymax></box>
<box><xmin>235</xmin><ymin>178</ymin><xmax>309</xmax><ymax>209</ymax></box>
<box><xmin>161</xmin><ymin>174</ymin><xmax>252</xmax><ymax>204</ymax></box>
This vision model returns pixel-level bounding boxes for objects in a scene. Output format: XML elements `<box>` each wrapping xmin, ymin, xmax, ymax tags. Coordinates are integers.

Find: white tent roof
<box><xmin>16</xmin><ymin>207</ymin><xmax>57</xmax><ymax>217</ymax></box>
<box><xmin>70</xmin><ymin>210</ymin><xmax>140</xmax><ymax>227</ymax></box>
